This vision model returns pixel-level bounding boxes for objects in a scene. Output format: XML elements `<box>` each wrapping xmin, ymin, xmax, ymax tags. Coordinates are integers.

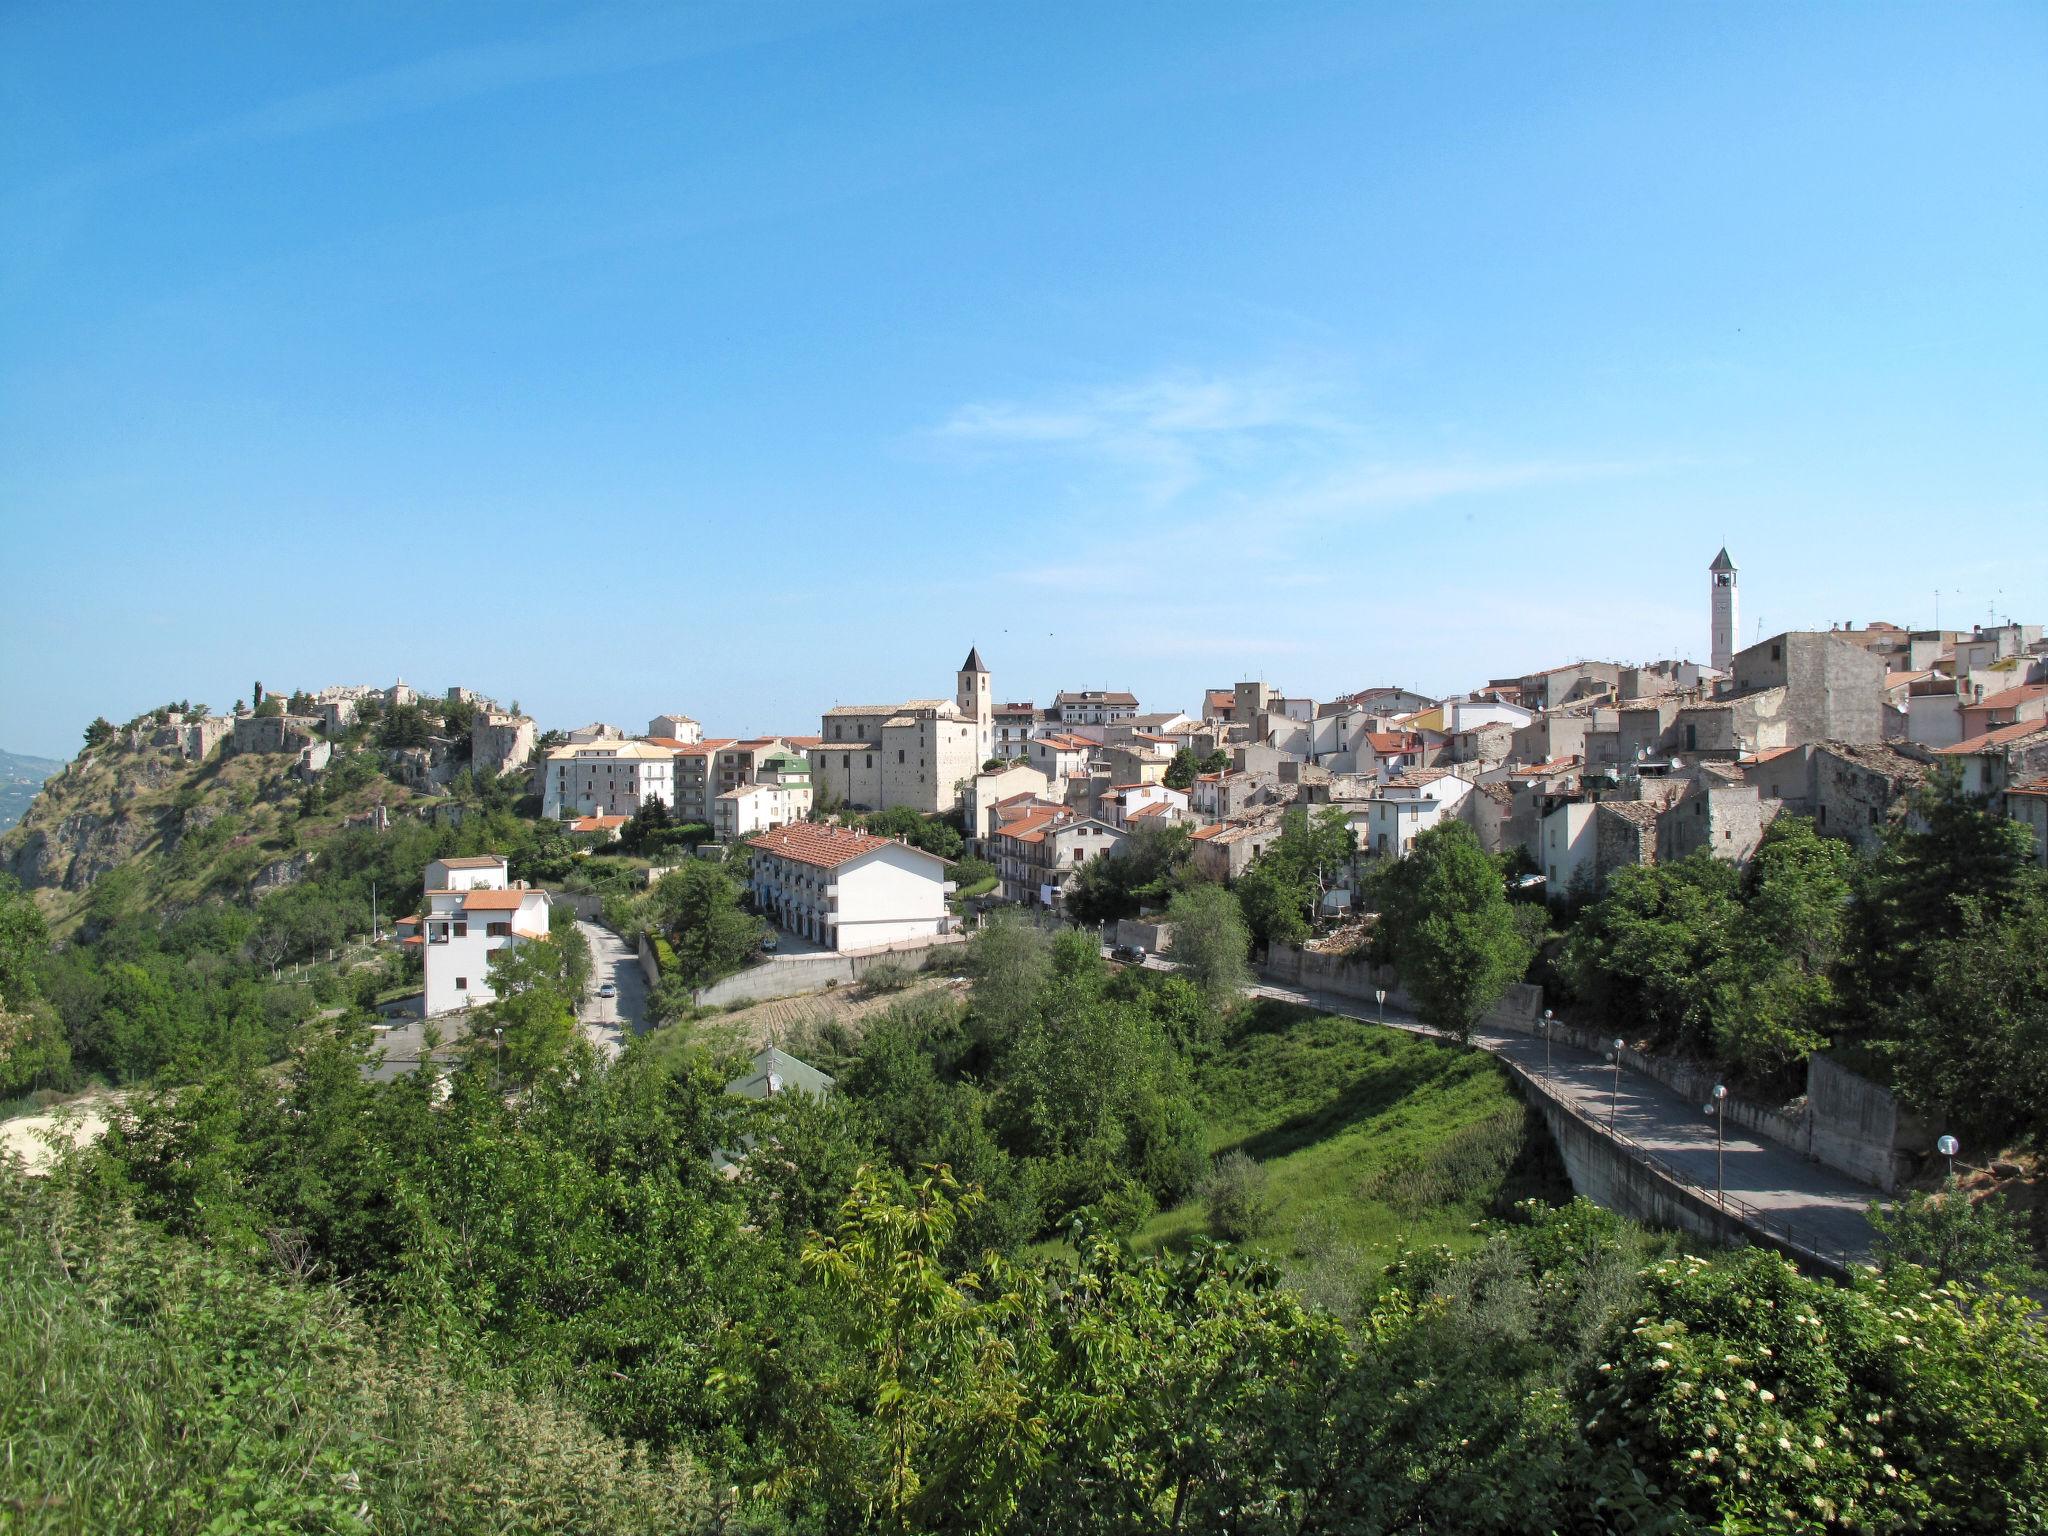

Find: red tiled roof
<box><xmin>1939</xmin><ymin>720</ymin><xmax>2048</xmax><ymax>754</ymax></box>
<box><xmin>1365</xmin><ymin>732</ymin><xmax>1420</xmax><ymax>753</ymax></box>
<box><xmin>570</xmin><ymin>814</ymin><xmax>629</xmax><ymax>832</ymax></box>
<box><xmin>674</xmin><ymin>739</ymin><xmax>739</xmax><ymax>757</ymax></box>
<box><xmin>746</xmin><ymin>822</ymin><xmax>940</xmax><ymax>869</ymax></box>
<box><xmin>1969</xmin><ymin>683</ymin><xmax>2048</xmax><ymax>713</ymax></box>
<box><xmin>1748</xmin><ymin>745</ymin><xmax>1802</xmax><ymax>764</ymax></box>
<box><xmin>463</xmin><ymin>889</ymin><xmax>539</xmax><ymax>911</ymax></box>
<box><xmin>2007</xmin><ymin>777</ymin><xmax>2048</xmax><ymax>798</ymax></box>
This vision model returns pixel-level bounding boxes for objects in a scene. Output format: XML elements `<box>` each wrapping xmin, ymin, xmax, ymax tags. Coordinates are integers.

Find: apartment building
<box><xmin>540</xmin><ymin>740</ymin><xmax>677</xmax><ymax>821</ymax></box>
<box><xmin>746</xmin><ymin>823</ymin><xmax>953</xmax><ymax>951</ymax></box>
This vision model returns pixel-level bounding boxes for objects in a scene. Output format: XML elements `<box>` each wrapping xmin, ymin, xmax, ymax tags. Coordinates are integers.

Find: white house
<box><xmin>713</xmin><ymin>760</ymin><xmax>812</xmax><ymax>841</ymax></box>
<box><xmin>1364</xmin><ymin>769</ymin><xmax>1474</xmax><ymax>858</ymax></box>
<box><xmin>419</xmin><ymin>855</ymin><xmax>552</xmax><ymax>1017</ymax></box>
<box><xmin>541</xmin><ymin>740</ymin><xmax>678</xmax><ymax>821</ymax></box>
<box><xmin>1025</xmin><ymin>732</ymin><xmax>1095</xmax><ymax>793</ymax></box>
<box><xmin>647</xmin><ymin>712</ymin><xmax>704</xmax><ymax>744</ymax></box>
<box><xmin>746</xmin><ymin>823</ymin><xmax>955</xmax><ymax>951</ymax></box>
<box><xmin>1100</xmin><ymin>781</ymin><xmax>1189</xmax><ymax>829</ymax></box>
<box><xmin>1539</xmin><ymin>802</ymin><xmax>1600</xmax><ymax>898</ymax></box>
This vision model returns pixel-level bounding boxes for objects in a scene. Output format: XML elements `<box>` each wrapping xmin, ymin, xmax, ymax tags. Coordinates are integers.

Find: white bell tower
<box><xmin>1709</xmin><ymin>548</ymin><xmax>1738</xmax><ymax>672</ymax></box>
<box><xmin>957</xmin><ymin>646</ymin><xmax>992</xmax><ymax>763</ymax></box>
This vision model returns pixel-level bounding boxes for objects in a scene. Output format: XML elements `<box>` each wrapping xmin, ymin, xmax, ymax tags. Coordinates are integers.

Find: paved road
<box><xmin>1102</xmin><ymin>945</ymin><xmax>1879</xmax><ymax>1263</ymax></box>
<box><xmin>577</xmin><ymin>919</ymin><xmax>649</xmax><ymax>1059</ymax></box>
<box><xmin>1250</xmin><ymin>978</ymin><xmax>1878</xmax><ymax>1264</ymax></box>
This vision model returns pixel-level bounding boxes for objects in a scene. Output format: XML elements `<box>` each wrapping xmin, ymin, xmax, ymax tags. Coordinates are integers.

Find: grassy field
<box><xmin>1127</xmin><ymin>1000</ymin><xmax>1566</xmax><ymax>1266</ymax></box>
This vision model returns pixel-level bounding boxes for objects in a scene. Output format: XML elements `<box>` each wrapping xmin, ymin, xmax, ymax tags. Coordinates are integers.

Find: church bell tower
<box><xmin>957</xmin><ymin>646</ymin><xmax>992</xmax><ymax>764</ymax></box>
<box><xmin>1709</xmin><ymin>548</ymin><xmax>1738</xmax><ymax>672</ymax></box>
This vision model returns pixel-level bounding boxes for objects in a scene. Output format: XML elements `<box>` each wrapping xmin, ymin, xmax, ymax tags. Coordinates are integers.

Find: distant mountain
<box><xmin>0</xmin><ymin>748</ymin><xmax>65</xmax><ymax>832</ymax></box>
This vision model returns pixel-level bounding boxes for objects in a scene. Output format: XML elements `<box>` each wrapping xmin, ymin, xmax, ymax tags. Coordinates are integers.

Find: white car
<box><xmin>598</xmin><ymin>982</ymin><xmax>617</xmax><ymax>1000</ymax></box>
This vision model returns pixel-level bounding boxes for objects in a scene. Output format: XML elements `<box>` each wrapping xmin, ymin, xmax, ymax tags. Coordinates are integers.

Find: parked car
<box><xmin>759</xmin><ymin>931</ymin><xmax>778</xmax><ymax>952</ymax></box>
<box><xmin>1109</xmin><ymin>943</ymin><xmax>1147</xmax><ymax>964</ymax></box>
<box><xmin>598</xmin><ymin>982</ymin><xmax>617</xmax><ymax>999</ymax></box>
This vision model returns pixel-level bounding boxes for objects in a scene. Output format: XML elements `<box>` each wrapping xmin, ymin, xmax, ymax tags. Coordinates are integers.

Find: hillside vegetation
<box><xmin>1126</xmin><ymin>1001</ymin><xmax>1563</xmax><ymax>1270</ymax></box>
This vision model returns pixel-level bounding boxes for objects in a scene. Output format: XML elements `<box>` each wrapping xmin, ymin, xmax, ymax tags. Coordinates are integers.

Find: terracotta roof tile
<box><xmin>745</xmin><ymin>823</ymin><xmax>917</xmax><ymax>869</ymax></box>
<box><xmin>463</xmin><ymin>889</ymin><xmax>541</xmax><ymax>910</ymax></box>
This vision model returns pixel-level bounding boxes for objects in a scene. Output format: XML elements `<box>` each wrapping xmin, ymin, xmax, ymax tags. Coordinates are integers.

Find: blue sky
<box><xmin>3</xmin><ymin>2</ymin><xmax>2044</xmax><ymax>757</ymax></box>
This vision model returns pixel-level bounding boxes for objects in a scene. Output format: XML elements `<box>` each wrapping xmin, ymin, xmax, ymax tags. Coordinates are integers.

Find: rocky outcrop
<box><xmin>249</xmin><ymin>850</ymin><xmax>316</xmax><ymax>894</ymax></box>
<box><xmin>3</xmin><ymin>807</ymin><xmax>155</xmax><ymax>892</ymax></box>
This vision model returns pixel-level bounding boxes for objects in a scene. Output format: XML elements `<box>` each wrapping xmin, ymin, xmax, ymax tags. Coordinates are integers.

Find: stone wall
<box><xmin>637</xmin><ymin>930</ymin><xmax>660</xmax><ymax>988</ymax></box>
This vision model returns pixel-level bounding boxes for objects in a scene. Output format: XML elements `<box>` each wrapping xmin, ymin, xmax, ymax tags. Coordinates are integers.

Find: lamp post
<box><xmin>493</xmin><ymin>1025</ymin><xmax>504</xmax><ymax>1091</ymax></box>
<box><xmin>1608</xmin><ymin>1038</ymin><xmax>1625</xmax><ymax>1130</ymax></box>
<box><xmin>1704</xmin><ymin>1083</ymin><xmax>1727</xmax><ymax>1215</ymax></box>
<box><xmin>1374</xmin><ymin>987</ymin><xmax>1386</xmax><ymax>1027</ymax></box>
<box><xmin>1542</xmin><ymin>1008</ymin><xmax>1554</xmax><ymax>1080</ymax></box>
<box><xmin>1937</xmin><ymin>1133</ymin><xmax>1959</xmax><ymax>1180</ymax></box>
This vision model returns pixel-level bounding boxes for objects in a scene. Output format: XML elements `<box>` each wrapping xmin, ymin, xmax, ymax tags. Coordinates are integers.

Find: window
<box><xmin>1770</xmin><ymin>643</ymin><xmax>1782</xmax><ymax>661</ymax></box>
<box><xmin>487</xmin><ymin>921</ymin><xmax>511</xmax><ymax>937</ymax></box>
<box><xmin>454</xmin><ymin>976</ymin><xmax>468</xmax><ymax>990</ymax></box>
<box><xmin>898</xmin><ymin>750</ymin><xmax>906</xmax><ymax>763</ymax></box>
<box><xmin>453</xmin><ymin>921</ymin><xmax>468</xmax><ymax>938</ymax></box>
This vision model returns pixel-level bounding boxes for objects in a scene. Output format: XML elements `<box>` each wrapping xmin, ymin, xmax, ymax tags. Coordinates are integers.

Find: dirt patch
<box><xmin>0</xmin><ymin>1092</ymin><xmax>125</xmax><ymax>1175</ymax></box>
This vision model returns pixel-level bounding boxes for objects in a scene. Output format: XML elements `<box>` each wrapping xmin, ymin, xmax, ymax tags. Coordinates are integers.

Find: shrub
<box><xmin>1202</xmin><ymin>1150</ymin><xmax>1273</xmax><ymax>1242</ymax></box>
<box><xmin>861</xmin><ymin>961</ymin><xmax>916</xmax><ymax>994</ymax></box>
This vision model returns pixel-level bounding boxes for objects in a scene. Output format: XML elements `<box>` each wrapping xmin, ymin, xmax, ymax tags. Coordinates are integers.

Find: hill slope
<box><xmin>0</xmin><ymin>729</ymin><xmax>416</xmax><ymax>935</ymax></box>
<box><xmin>0</xmin><ymin>747</ymin><xmax>64</xmax><ymax>832</ymax></box>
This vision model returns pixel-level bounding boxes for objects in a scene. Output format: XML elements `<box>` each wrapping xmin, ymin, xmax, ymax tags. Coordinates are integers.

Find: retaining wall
<box><xmin>693</xmin><ymin>933</ymin><xmax>967</xmax><ymax>1008</ymax></box>
<box><xmin>1261</xmin><ymin>943</ymin><xmax>1542</xmax><ymax>1030</ymax></box>
<box><xmin>636</xmin><ymin>932</ymin><xmax>660</xmax><ymax>988</ymax></box>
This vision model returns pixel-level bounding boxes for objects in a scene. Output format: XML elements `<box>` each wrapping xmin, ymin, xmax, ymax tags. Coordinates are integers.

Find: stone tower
<box><xmin>1709</xmin><ymin>547</ymin><xmax>1738</xmax><ymax>673</ymax></box>
<box><xmin>957</xmin><ymin>646</ymin><xmax>993</xmax><ymax>764</ymax></box>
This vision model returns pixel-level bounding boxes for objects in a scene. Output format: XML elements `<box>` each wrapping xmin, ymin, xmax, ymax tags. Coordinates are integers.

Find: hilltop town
<box><xmin>15</xmin><ymin>548</ymin><xmax>2042</xmax><ymax>949</ymax></box>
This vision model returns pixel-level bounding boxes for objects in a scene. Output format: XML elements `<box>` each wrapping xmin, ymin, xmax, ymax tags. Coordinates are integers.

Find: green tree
<box><xmin>1869</xmin><ymin>1176</ymin><xmax>2035</xmax><ymax>1287</ymax></box>
<box><xmin>1164</xmin><ymin>747</ymin><xmax>1198</xmax><ymax>790</ymax></box>
<box><xmin>1065</xmin><ymin>821</ymin><xmax>1191</xmax><ymax>923</ymax></box>
<box><xmin>1707</xmin><ymin>816</ymin><xmax>1855</xmax><ymax>1078</ymax></box>
<box><xmin>1875</xmin><ymin>892</ymin><xmax>2048</xmax><ymax>1143</ymax></box>
<box><xmin>1165</xmin><ymin>881</ymin><xmax>1252</xmax><ymax>1016</ymax></box>
<box><xmin>650</xmin><ymin>862</ymin><xmax>764</xmax><ymax>989</ymax></box>
<box><xmin>82</xmin><ymin>716</ymin><xmax>115</xmax><ymax>749</ymax></box>
<box><xmin>963</xmin><ymin>910</ymin><xmax>1053</xmax><ymax>1046</ymax></box>
<box><xmin>1562</xmin><ymin>851</ymin><xmax>1742</xmax><ymax>1055</ymax></box>
<box><xmin>1386</xmin><ymin>821</ymin><xmax>1532</xmax><ymax>1042</ymax></box>
<box><xmin>1844</xmin><ymin>764</ymin><xmax>2038</xmax><ymax>1025</ymax></box>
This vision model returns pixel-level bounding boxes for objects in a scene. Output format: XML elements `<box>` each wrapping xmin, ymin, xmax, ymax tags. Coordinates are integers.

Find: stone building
<box><xmin>230</xmin><ymin>712</ymin><xmax>320</xmax><ymax>756</ymax></box>
<box><xmin>809</xmin><ymin>651</ymin><xmax>991</xmax><ymax>816</ymax></box>
<box><xmin>471</xmin><ymin>712</ymin><xmax>536</xmax><ymax>777</ymax></box>
<box><xmin>1049</xmin><ymin>689</ymin><xmax>1139</xmax><ymax>728</ymax></box>
<box><xmin>1723</xmin><ymin>630</ymin><xmax>1887</xmax><ymax>746</ymax></box>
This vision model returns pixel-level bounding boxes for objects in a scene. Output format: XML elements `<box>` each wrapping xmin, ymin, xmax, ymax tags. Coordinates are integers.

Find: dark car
<box><xmin>1109</xmin><ymin>942</ymin><xmax>1147</xmax><ymax>964</ymax></box>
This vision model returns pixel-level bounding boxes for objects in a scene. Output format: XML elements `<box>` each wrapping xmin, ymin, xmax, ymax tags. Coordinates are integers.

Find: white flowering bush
<box><xmin>1582</xmin><ymin>1248</ymin><xmax>2048</xmax><ymax>1533</ymax></box>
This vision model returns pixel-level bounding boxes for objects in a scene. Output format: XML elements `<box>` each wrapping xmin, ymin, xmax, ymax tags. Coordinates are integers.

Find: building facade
<box><xmin>746</xmin><ymin>823</ymin><xmax>954</xmax><ymax>951</ymax></box>
<box><xmin>419</xmin><ymin>855</ymin><xmax>552</xmax><ymax>1017</ymax></box>
<box><xmin>541</xmin><ymin>740</ymin><xmax>677</xmax><ymax>821</ymax></box>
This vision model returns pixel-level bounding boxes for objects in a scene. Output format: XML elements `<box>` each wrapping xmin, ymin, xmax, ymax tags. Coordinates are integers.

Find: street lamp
<box><xmin>1608</xmin><ymin>1038</ymin><xmax>1625</xmax><ymax>1130</ymax></box>
<box><xmin>1374</xmin><ymin>987</ymin><xmax>1386</xmax><ymax>1026</ymax></box>
<box><xmin>1542</xmin><ymin>1009</ymin><xmax>1554</xmax><ymax>1079</ymax></box>
<box><xmin>1937</xmin><ymin>1133</ymin><xmax>1959</xmax><ymax>1180</ymax></box>
<box><xmin>1703</xmin><ymin>1083</ymin><xmax>1727</xmax><ymax>1215</ymax></box>
<box><xmin>493</xmin><ymin>1025</ymin><xmax>504</xmax><ymax>1091</ymax></box>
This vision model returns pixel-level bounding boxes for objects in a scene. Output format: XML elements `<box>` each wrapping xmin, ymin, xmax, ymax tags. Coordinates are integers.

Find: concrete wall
<box><xmin>693</xmin><ymin>932</ymin><xmax>967</xmax><ymax>1007</ymax></box>
<box><xmin>637</xmin><ymin>930</ymin><xmax>660</xmax><ymax>988</ymax></box>
<box><xmin>1259</xmin><ymin>942</ymin><xmax>1542</xmax><ymax>1028</ymax></box>
<box><xmin>1115</xmin><ymin>917</ymin><xmax>1174</xmax><ymax>952</ymax></box>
